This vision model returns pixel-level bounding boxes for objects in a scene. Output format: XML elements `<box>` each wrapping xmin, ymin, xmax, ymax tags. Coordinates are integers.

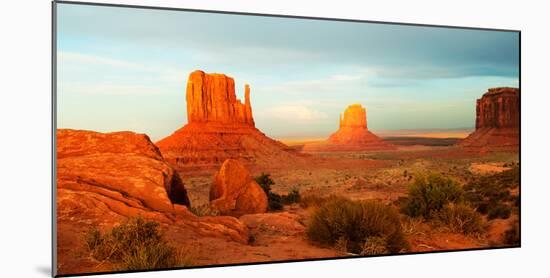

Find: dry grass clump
<box><xmin>299</xmin><ymin>193</ymin><xmax>345</xmax><ymax>209</ymax></box>
<box><xmin>85</xmin><ymin>217</ymin><xmax>195</xmax><ymax>271</ymax></box>
<box><xmin>434</xmin><ymin>203</ymin><xmax>485</xmax><ymax>236</ymax></box>
<box><xmin>306</xmin><ymin>197</ymin><xmax>409</xmax><ymax>254</ymax></box>
<box><xmin>189</xmin><ymin>204</ymin><xmax>220</xmax><ymax>217</ymax></box>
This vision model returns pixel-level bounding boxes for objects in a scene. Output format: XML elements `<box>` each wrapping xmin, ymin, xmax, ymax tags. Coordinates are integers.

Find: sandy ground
<box><xmin>181</xmin><ymin>145</ymin><xmax>519</xmax><ymax>260</ymax></box>
<box><xmin>58</xmin><ymin>145</ymin><xmax>519</xmax><ymax>275</ymax></box>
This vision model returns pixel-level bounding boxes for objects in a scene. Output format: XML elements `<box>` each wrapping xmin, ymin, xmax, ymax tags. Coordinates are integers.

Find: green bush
<box><xmin>84</xmin><ymin>217</ymin><xmax>193</xmax><ymax>270</ymax></box>
<box><xmin>401</xmin><ymin>173</ymin><xmax>464</xmax><ymax>218</ymax></box>
<box><xmin>255</xmin><ymin>174</ymin><xmax>301</xmax><ymax>211</ymax></box>
<box><xmin>435</xmin><ymin>203</ymin><xmax>485</xmax><ymax>235</ymax></box>
<box><xmin>307</xmin><ymin>197</ymin><xmax>409</xmax><ymax>254</ymax></box>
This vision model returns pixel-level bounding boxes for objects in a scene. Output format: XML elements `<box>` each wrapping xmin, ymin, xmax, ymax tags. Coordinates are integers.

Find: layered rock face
<box><xmin>56</xmin><ymin>129</ymin><xmax>249</xmax><ymax>249</ymax></box>
<box><xmin>157</xmin><ymin>70</ymin><xmax>299</xmax><ymax>169</ymax></box>
<box><xmin>460</xmin><ymin>87</ymin><xmax>519</xmax><ymax>151</ymax></box>
<box><xmin>187</xmin><ymin>71</ymin><xmax>254</xmax><ymax>126</ymax></box>
<box><xmin>210</xmin><ymin>159</ymin><xmax>268</xmax><ymax>217</ymax></box>
<box><xmin>303</xmin><ymin>104</ymin><xmax>395</xmax><ymax>152</ymax></box>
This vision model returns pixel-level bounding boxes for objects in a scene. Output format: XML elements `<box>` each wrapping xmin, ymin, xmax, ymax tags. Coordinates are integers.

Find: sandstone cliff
<box><xmin>56</xmin><ymin>129</ymin><xmax>250</xmax><ymax>273</ymax></box>
<box><xmin>460</xmin><ymin>87</ymin><xmax>519</xmax><ymax>151</ymax></box>
<box><xmin>157</xmin><ymin>70</ymin><xmax>300</xmax><ymax>169</ymax></box>
<box><xmin>304</xmin><ymin>104</ymin><xmax>395</xmax><ymax>152</ymax></box>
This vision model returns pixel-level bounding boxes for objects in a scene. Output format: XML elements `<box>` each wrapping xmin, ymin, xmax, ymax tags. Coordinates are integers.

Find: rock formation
<box><xmin>56</xmin><ymin>129</ymin><xmax>249</xmax><ymax>250</ymax></box>
<box><xmin>303</xmin><ymin>104</ymin><xmax>395</xmax><ymax>152</ymax></box>
<box><xmin>460</xmin><ymin>87</ymin><xmax>519</xmax><ymax>151</ymax></box>
<box><xmin>210</xmin><ymin>159</ymin><xmax>268</xmax><ymax>217</ymax></box>
<box><xmin>156</xmin><ymin>70</ymin><xmax>300</xmax><ymax>169</ymax></box>
<box><xmin>186</xmin><ymin>71</ymin><xmax>254</xmax><ymax>125</ymax></box>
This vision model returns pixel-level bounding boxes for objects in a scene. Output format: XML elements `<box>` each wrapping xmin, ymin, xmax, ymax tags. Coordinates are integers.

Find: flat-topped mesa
<box><xmin>475</xmin><ymin>87</ymin><xmax>519</xmax><ymax>130</ymax></box>
<box><xmin>460</xmin><ymin>87</ymin><xmax>519</xmax><ymax>152</ymax></box>
<box><xmin>186</xmin><ymin>70</ymin><xmax>254</xmax><ymax>126</ymax></box>
<box><xmin>339</xmin><ymin>104</ymin><xmax>367</xmax><ymax>129</ymax></box>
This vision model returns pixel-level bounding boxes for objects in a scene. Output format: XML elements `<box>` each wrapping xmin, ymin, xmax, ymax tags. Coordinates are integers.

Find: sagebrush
<box><xmin>84</xmin><ymin>217</ymin><xmax>194</xmax><ymax>271</ymax></box>
<box><xmin>306</xmin><ymin>197</ymin><xmax>409</xmax><ymax>254</ymax></box>
<box><xmin>400</xmin><ymin>173</ymin><xmax>464</xmax><ymax>218</ymax></box>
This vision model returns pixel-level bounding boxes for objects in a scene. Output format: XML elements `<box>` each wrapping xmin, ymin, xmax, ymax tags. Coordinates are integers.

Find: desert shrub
<box><xmin>84</xmin><ymin>217</ymin><xmax>193</xmax><ymax>270</ymax></box>
<box><xmin>282</xmin><ymin>188</ymin><xmax>301</xmax><ymax>204</ymax></box>
<box><xmin>360</xmin><ymin>236</ymin><xmax>390</xmax><ymax>256</ymax></box>
<box><xmin>464</xmin><ymin>167</ymin><xmax>519</xmax><ymax>217</ymax></box>
<box><xmin>189</xmin><ymin>204</ymin><xmax>219</xmax><ymax>217</ymax></box>
<box><xmin>255</xmin><ymin>173</ymin><xmax>283</xmax><ymax>211</ymax></box>
<box><xmin>255</xmin><ymin>173</ymin><xmax>275</xmax><ymax>194</ymax></box>
<box><xmin>504</xmin><ymin>220</ymin><xmax>520</xmax><ymax>245</ymax></box>
<box><xmin>401</xmin><ymin>173</ymin><xmax>464</xmax><ymax>219</ymax></box>
<box><xmin>487</xmin><ymin>203</ymin><xmax>512</xmax><ymax>220</ymax></box>
<box><xmin>267</xmin><ymin>192</ymin><xmax>283</xmax><ymax>211</ymax></box>
<box><xmin>255</xmin><ymin>173</ymin><xmax>301</xmax><ymax>211</ymax></box>
<box><xmin>434</xmin><ymin>203</ymin><xmax>485</xmax><ymax>235</ymax></box>
<box><xmin>306</xmin><ymin>197</ymin><xmax>409</xmax><ymax>254</ymax></box>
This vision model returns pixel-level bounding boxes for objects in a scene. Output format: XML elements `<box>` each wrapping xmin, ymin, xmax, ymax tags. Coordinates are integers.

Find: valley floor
<box><xmin>57</xmin><ymin>145</ymin><xmax>519</xmax><ymax>275</ymax></box>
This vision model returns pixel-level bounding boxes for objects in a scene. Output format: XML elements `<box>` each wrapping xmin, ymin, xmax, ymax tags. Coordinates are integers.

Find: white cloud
<box><xmin>58</xmin><ymin>51</ymin><xmax>187</xmax><ymax>95</ymax></box>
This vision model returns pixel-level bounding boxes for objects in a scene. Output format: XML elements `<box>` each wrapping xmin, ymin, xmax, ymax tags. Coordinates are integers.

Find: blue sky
<box><xmin>56</xmin><ymin>3</ymin><xmax>519</xmax><ymax>141</ymax></box>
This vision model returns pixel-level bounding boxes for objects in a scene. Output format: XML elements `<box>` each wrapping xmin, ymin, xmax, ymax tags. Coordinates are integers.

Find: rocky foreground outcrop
<box><xmin>210</xmin><ymin>159</ymin><xmax>268</xmax><ymax>217</ymax></box>
<box><xmin>157</xmin><ymin>70</ymin><xmax>301</xmax><ymax>169</ymax></box>
<box><xmin>303</xmin><ymin>104</ymin><xmax>395</xmax><ymax>152</ymax></box>
<box><xmin>56</xmin><ymin>129</ymin><xmax>249</xmax><ymax>244</ymax></box>
<box><xmin>460</xmin><ymin>87</ymin><xmax>519</xmax><ymax>152</ymax></box>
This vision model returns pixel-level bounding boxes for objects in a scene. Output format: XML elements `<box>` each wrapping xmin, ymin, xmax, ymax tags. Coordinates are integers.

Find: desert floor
<box><xmin>57</xmin><ymin>141</ymin><xmax>519</xmax><ymax>274</ymax></box>
<box><xmin>179</xmin><ymin>143</ymin><xmax>519</xmax><ymax>266</ymax></box>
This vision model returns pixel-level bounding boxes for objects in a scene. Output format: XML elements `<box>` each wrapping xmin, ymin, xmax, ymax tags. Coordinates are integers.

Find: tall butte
<box><xmin>303</xmin><ymin>104</ymin><xmax>395</xmax><ymax>152</ymax></box>
<box><xmin>460</xmin><ymin>87</ymin><xmax>519</xmax><ymax>152</ymax></box>
<box><xmin>156</xmin><ymin>70</ymin><xmax>297</xmax><ymax>169</ymax></box>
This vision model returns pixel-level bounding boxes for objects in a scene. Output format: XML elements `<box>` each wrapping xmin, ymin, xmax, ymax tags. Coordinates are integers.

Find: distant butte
<box><xmin>303</xmin><ymin>104</ymin><xmax>395</xmax><ymax>152</ymax></box>
<box><xmin>460</xmin><ymin>87</ymin><xmax>519</xmax><ymax>152</ymax></box>
<box><xmin>156</xmin><ymin>70</ymin><xmax>300</xmax><ymax>169</ymax></box>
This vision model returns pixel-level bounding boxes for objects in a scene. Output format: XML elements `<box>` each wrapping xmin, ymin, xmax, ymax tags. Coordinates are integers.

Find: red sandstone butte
<box><xmin>460</xmin><ymin>87</ymin><xmax>519</xmax><ymax>152</ymax></box>
<box><xmin>303</xmin><ymin>104</ymin><xmax>395</xmax><ymax>152</ymax></box>
<box><xmin>156</xmin><ymin>70</ymin><xmax>299</xmax><ymax>169</ymax></box>
<box><xmin>210</xmin><ymin>159</ymin><xmax>268</xmax><ymax>217</ymax></box>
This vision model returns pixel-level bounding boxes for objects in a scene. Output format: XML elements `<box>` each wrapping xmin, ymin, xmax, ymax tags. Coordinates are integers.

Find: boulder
<box><xmin>210</xmin><ymin>159</ymin><xmax>268</xmax><ymax>217</ymax></box>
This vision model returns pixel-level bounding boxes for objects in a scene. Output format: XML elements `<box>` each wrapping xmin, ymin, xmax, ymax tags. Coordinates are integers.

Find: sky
<box><xmin>56</xmin><ymin>3</ymin><xmax>519</xmax><ymax>141</ymax></box>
